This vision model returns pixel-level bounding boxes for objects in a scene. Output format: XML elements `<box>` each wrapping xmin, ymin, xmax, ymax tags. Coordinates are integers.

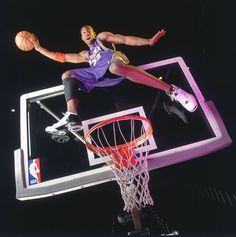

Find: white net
<box><xmin>85</xmin><ymin>115</ymin><xmax>154</xmax><ymax>212</ymax></box>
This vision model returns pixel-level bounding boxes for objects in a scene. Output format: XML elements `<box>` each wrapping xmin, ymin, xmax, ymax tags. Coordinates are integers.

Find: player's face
<box><xmin>81</xmin><ymin>26</ymin><xmax>96</xmax><ymax>45</ymax></box>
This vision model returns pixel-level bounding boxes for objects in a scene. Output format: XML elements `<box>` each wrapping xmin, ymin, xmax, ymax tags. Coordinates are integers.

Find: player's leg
<box><xmin>109</xmin><ymin>60</ymin><xmax>198</xmax><ymax>112</ymax></box>
<box><xmin>45</xmin><ymin>71</ymin><xmax>82</xmax><ymax>134</ymax></box>
<box><xmin>62</xmin><ymin>72</ymin><xmax>80</xmax><ymax>115</ymax></box>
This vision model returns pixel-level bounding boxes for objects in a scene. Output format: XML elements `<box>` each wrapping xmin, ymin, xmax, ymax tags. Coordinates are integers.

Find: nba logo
<box><xmin>28</xmin><ymin>158</ymin><xmax>41</xmax><ymax>185</ymax></box>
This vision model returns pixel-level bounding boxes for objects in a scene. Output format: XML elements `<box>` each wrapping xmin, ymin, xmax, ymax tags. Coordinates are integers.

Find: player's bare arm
<box><xmin>64</xmin><ymin>50</ymin><xmax>88</xmax><ymax>64</ymax></box>
<box><xmin>30</xmin><ymin>38</ymin><xmax>88</xmax><ymax>63</ymax></box>
<box><xmin>149</xmin><ymin>29</ymin><xmax>166</xmax><ymax>46</ymax></box>
<box><xmin>98</xmin><ymin>29</ymin><xmax>166</xmax><ymax>47</ymax></box>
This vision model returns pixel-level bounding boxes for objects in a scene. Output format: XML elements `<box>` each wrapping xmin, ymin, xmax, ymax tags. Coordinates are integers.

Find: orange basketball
<box><xmin>15</xmin><ymin>31</ymin><xmax>37</xmax><ymax>51</ymax></box>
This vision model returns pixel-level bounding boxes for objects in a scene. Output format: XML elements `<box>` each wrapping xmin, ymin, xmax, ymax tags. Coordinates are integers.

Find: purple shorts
<box><xmin>68</xmin><ymin>51</ymin><xmax>129</xmax><ymax>92</ymax></box>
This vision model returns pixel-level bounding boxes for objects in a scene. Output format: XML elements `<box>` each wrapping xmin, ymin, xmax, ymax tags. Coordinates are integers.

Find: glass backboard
<box><xmin>14</xmin><ymin>57</ymin><xmax>232</xmax><ymax>200</ymax></box>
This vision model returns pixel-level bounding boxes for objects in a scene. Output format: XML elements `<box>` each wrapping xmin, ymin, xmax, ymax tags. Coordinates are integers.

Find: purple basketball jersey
<box><xmin>69</xmin><ymin>37</ymin><xmax>125</xmax><ymax>92</ymax></box>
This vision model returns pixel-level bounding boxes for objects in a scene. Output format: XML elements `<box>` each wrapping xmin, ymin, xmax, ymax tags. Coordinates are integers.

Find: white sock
<box><xmin>66</xmin><ymin>111</ymin><xmax>78</xmax><ymax>116</ymax></box>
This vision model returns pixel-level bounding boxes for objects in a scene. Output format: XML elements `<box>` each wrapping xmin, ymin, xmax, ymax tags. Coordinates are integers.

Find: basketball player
<box><xmin>31</xmin><ymin>26</ymin><xmax>198</xmax><ymax>134</ymax></box>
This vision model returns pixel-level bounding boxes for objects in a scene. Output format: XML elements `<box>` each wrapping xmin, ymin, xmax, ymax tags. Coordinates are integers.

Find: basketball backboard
<box><xmin>14</xmin><ymin>56</ymin><xmax>232</xmax><ymax>200</ymax></box>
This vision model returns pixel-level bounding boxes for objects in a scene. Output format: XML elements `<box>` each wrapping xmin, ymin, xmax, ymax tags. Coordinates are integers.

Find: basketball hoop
<box><xmin>84</xmin><ymin>115</ymin><xmax>154</xmax><ymax>212</ymax></box>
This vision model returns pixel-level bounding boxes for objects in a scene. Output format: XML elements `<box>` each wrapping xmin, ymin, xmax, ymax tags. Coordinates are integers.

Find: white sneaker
<box><xmin>167</xmin><ymin>85</ymin><xmax>198</xmax><ymax>112</ymax></box>
<box><xmin>45</xmin><ymin>112</ymin><xmax>83</xmax><ymax>135</ymax></box>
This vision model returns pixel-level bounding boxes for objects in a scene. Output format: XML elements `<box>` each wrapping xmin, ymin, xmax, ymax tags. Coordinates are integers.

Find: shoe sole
<box><xmin>67</xmin><ymin>124</ymin><xmax>83</xmax><ymax>132</ymax></box>
<box><xmin>189</xmin><ymin>104</ymin><xmax>198</xmax><ymax>112</ymax></box>
<box><xmin>45</xmin><ymin>129</ymin><xmax>67</xmax><ymax>136</ymax></box>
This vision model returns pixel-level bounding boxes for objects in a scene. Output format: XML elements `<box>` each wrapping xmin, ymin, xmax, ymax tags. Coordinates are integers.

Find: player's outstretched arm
<box><xmin>30</xmin><ymin>38</ymin><xmax>88</xmax><ymax>64</ymax></box>
<box><xmin>149</xmin><ymin>29</ymin><xmax>166</xmax><ymax>46</ymax></box>
<box><xmin>98</xmin><ymin>29</ymin><xmax>166</xmax><ymax>47</ymax></box>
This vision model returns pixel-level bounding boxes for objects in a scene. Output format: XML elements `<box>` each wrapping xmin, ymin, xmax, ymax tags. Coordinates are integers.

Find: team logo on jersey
<box><xmin>28</xmin><ymin>158</ymin><xmax>41</xmax><ymax>185</ymax></box>
<box><xmin>89</xmin><ymin>46</ymin><xmax>102</xmax><ymax>66</ymax></box>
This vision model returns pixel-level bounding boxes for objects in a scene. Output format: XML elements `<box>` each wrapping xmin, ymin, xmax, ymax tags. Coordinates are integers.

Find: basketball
<box><xmin>15</xmin><ymin>31</ymin><xmax>37</xmax><ymax>51</ymax></box>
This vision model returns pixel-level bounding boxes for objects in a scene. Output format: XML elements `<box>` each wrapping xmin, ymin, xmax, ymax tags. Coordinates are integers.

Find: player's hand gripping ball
<box><xmin>15</xmin><ymin>31</ymin><xmax>38</xmax><ymax>51</ymax></box>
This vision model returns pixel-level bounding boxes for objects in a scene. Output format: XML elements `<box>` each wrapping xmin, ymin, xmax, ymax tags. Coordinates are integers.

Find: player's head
<box><xmin>80</xmin><ymin>25</ymin><xmax>96</xmax><ymax>45</ymax></box>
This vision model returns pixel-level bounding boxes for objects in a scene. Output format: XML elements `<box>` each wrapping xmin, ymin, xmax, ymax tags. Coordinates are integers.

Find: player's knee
<box><xmin>109</xmin><ymin>62</ymin><xmax>123</xmax><ymax>75</ymax></box>
<box><xmin>63</xmin><ymin>77</ymin><xmax>78</xmax><ymax>102</ymax></box>
<box><xmin>62</xmin><ymin>71</ymin><xmax>73</xmax><ymax>80</ymax></box>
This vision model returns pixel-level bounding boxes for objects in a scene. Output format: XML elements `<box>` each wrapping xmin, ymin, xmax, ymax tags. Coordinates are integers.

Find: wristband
<box><xmin>54</xmin><ymin>52</ymin><xmax>65</xmax><ymax>62</ymax></box>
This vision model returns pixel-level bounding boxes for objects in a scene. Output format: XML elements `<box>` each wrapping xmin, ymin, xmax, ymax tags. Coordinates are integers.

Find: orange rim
<box><xmin>84</xmin><ymin>115</ymin><xmax>153</xmax><ymax>155</ymax></box>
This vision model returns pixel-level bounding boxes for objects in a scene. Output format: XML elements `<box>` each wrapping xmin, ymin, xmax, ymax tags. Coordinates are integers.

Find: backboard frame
<box><xmin>14</xmin><ymin>56</ymin><xmax>232</xmax><ymax>200</ymax></box>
